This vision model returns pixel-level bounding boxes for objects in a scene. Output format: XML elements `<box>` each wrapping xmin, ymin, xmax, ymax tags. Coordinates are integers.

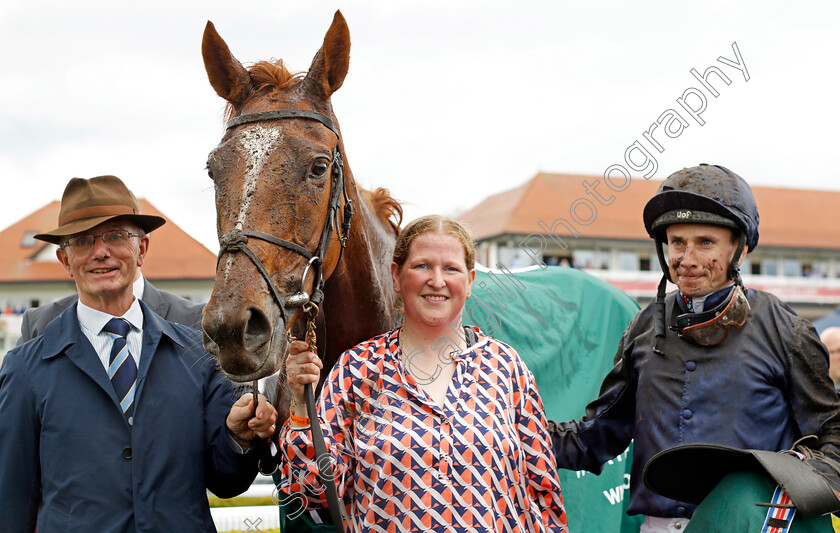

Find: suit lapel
<box><xmin>134</xmin><ymin>300</ymin><xmax>178</xmax><ymax>410</ymax></box>
<box><xmin>42</xmin><ymin>307</ymin><xmax>122</xmax><ymax>410</ymax></box>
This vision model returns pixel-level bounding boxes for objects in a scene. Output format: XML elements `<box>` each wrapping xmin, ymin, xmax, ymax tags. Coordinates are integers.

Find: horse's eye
<box><xmin>309</xmin><ymin>161</ymin><xmax>329</xmax><ymax>178</ymax></box>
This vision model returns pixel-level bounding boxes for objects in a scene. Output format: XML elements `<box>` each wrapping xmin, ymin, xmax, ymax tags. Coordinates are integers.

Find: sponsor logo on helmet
<box><xmin>676</xmin><ymin>210</ymin><xmax>693</xmax><ymax>219</ymax></box>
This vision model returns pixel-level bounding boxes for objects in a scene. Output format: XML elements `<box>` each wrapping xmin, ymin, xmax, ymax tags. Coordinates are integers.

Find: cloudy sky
<box><xmin>1</xmin><ymin>1</ymin><xmax>837</xmax><ymax>251</ymax></box>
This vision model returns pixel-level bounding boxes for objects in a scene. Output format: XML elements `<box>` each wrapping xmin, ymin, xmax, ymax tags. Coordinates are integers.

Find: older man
<box><xmin>17</xmin><ymin>181</ymin><xmax>203</xmax><ymax>344</ymax></box>
<box><xmin>0</xmin><ymin>176</ymin><xmax>277</xmax><ymax>532</ymax></box>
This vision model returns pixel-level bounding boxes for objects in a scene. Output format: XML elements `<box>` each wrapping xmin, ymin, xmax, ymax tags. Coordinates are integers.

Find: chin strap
<box><xmin>653</xmin><ymin>275</ymin><xmax>668</xmax><ymax>356</ymax></box>
<box><xmin>729</xmin><ymin>233</ymin><xmax>747</xmax><ymax>290</ymax></box>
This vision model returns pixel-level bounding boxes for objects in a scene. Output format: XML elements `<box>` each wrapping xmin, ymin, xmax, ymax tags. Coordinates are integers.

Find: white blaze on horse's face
<box><xmin>237</xmin><ymin>125</ymin><xmax>282</xmax><ymax>229</ymax></box>
<box><xmin>222</xmin><ymin>125</ymin><xmax>283</xmax><ymax>279</ymax></box>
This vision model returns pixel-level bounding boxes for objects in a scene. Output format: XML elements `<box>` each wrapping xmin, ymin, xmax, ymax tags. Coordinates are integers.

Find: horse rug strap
<box><xmin>759</xmin><ymin>485</ymin><xmax>795</xmax><ymax>533</ymax></box>
<box><xmin>750</xmin><ymin>448</ymin><xmax>840</xmax><ymax>518</ymax></box>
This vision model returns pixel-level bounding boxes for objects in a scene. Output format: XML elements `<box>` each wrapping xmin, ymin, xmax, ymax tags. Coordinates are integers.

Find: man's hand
<box><xmin>226</xmin><ymin>393</ymin><xmax>278</xmax><ymax>452</ymax></box>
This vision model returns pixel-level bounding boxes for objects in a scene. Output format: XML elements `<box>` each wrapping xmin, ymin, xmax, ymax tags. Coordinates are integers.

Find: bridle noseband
<box><xmin>218</xmin><ymin>109</ymin><xmax>353</xmax><ymax>329</ymax></box>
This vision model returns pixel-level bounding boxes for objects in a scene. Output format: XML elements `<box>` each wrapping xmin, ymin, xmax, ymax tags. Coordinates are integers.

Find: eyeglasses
<box><xmin>62</xmin><ymin>230</ymin><xmax>144</xmax><ymax>251</ymax></box>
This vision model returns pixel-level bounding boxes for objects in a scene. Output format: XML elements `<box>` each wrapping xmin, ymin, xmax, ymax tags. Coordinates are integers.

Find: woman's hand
<box><xmin>286</xmin><ymin>340</ymin><xmax>323</xmax><ymax>417</ymax></box>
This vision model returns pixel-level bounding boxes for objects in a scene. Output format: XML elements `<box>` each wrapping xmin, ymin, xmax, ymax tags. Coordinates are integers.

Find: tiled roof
<box><xmin>459</xmin><ymin>172</ymin><xmax>840</xmax><ymax>250</ymax></box>
<box><xmin>0</xmin><ymin>200</ymin><xmax>216</xmax><ymax>283</ymax></box>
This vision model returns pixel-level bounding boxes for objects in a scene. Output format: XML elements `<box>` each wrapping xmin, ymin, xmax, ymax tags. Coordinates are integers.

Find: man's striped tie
<box><xmin>103</xmin><ymin>318</ymin><xmax>137</xmax><ymax>417</ymax></box>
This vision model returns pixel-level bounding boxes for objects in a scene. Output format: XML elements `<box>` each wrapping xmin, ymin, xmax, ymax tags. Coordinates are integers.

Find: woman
<box><xmin>281</xmin><ymin>215</ymin><xmax>567</xmax><ymax>532</ymax></box>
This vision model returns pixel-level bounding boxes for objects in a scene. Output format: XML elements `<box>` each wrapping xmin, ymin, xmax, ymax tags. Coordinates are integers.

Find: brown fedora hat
<box><xmin>34</xmin><ymin>175</ymin><xmax>166</xmax><ymax>245</ymax></box>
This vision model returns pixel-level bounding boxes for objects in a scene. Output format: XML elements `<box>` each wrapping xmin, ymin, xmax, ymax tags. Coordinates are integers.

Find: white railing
<box><xmin>211</xmin><ymin>505</ymin><xmax>279</xmax><ymax>532</ymax></box>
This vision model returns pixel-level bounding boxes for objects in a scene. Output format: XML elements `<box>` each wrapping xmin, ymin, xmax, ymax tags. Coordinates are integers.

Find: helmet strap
<box><xmin>654</xmin><ymin>234</ymin><xmax>672</xmax><ymax>283</ymax></box>
<box><xmin>728</xmin><ymin>233</ymin><xmax>747</xmax><ymax>289</ymax></box>
<box><xmin>653</xmin><ymin>275</ymin><xmax>668</xmax><ymax>356</ymax></box>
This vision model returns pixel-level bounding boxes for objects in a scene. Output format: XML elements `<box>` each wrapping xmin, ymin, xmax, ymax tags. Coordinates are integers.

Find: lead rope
<box><xmin>287</xmin><ymin>305</ymin><xmax>344</xmax><ymax>533</ymax></box>
<box><xmin>251</xmin><ymin>383</ymin><xmax>278</xmax><ymax>476</ymax></box>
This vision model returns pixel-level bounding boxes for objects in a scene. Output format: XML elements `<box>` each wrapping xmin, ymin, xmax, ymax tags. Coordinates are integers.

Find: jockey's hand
<box><xmin>286</xmin><ymin>340</ymin><xmax>323</xmax><ymax>418</ymax></box>
<box><xmin>226</xmin><ymin>393</ymin><xmax>278</xmax><ymax>451</ymax></box>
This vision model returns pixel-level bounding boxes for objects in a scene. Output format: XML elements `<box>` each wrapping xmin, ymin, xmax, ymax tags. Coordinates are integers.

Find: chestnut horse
<box><xmin>201</xmin><ymin>12</ymin><xmax>402</xmax><ymax>424</ymax></box>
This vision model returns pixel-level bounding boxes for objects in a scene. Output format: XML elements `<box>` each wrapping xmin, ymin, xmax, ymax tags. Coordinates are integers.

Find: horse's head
<box><xmin>201</xmin><ymin>12</ymin><xmax>351</xmax><ymax>382</ymax></box>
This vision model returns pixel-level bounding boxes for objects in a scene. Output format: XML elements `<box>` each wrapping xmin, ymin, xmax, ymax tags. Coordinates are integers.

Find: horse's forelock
<box><xmin>223</xmin><ymin>60</ymin><xmax>305</xmax><ymax>120</ymax></box>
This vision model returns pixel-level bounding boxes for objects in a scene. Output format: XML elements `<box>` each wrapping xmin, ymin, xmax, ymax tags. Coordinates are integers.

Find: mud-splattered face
<box><xmin>665</xmin><ymin>223</ymin><xmax>743</xmax><ymax>297</ymax></box>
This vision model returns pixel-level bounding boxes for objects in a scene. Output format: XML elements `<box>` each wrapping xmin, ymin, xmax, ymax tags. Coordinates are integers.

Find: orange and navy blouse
<box><xmin>279</xmin><ymin>326</ymin><xmax>568</xmax><ymax>532</ymax></box>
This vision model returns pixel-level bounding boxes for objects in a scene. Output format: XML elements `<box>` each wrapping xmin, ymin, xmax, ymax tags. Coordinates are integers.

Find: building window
<box><xmin>573</xmin><ymin>250</ymin><xmax>594</xmax><ymax>269</ymax></box>
<box><xmin>782</xmin><ymin>259</ymin><xmax>801</xmax><ymax>277</ymax></box>
<box><xmin>811</xmin><ymin>260</ymin><xmax>830</xmax><ymax>278</ymax></box>
<box><xmin>573</xmin><ymin>250</ymin><xmax>609</xmax><ymax>270</ymax></box>
<box><xmin>544</xmin><ymin>255</ymin><xmax>573</xmax><ymax>267</ymax></box>
<box><xmin>750</xmin><ymin>261</ymin><xmax>761</xmax><ymax>275</ymax></box>
<box><xmin>762</xmin><ymin>259</ymin><xmax>778</xmax><ymax>276</ymax></box>
<box><xmin>640</xmin><ymin>257</ymin><xmax>652</xmax><ymax>271</ymax></box>
<box><xmin>498</xmin><ymin>245</ymin><xmax>531</xmax><ymax>268</ymax></box>
<box><xmin>21</xmin><ymin>231</ymin><xmax>39</xmax><ymax>248</ymax></box>
<box><xmin>739</xmin><ymin>257</ymin><xmax>751</xmax><ymax>275</ymax></box>
<box><xmin>618</xmin><ymin>251</ymin><xmax>639</xmax><ymax>271</ymax></box>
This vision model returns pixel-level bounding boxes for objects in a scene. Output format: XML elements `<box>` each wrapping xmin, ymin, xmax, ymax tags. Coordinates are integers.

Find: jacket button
<box><xmin>685</xmin><ymin>361</ymin><xmax>696</xmax><ymax>371</ymax></box>
<box><xmin>122</xmin><ymin>447</ymin><xmax>133</xmax><ymax>460</ymax></box>
<box><xmin>682</xmin><ymin>409</ymin><xmax>693</xmax><ymax>420</ymax></box>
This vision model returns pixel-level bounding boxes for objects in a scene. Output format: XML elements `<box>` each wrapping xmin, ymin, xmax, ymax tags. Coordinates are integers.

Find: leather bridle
<box><xmin>219</xmin><ymin>109</ymin><xmax>353</xmax><ymax>324</ymax></box>
<box><xmin>219</xmin><ymin>108</ymin><xmax>351</xmax><ymax>532</ymax></box>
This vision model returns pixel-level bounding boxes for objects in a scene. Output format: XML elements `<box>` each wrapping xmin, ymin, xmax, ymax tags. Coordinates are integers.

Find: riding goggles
<box><xmin>673</xmin><ymin>285</ymin><xmax>750</xmax><ymax>346</ymax></box>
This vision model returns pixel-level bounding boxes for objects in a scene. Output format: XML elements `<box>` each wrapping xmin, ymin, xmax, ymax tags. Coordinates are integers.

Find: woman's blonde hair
<box><xmin>392</xmin><ymin>215</ymin><xmax>475</xmax><ymax>271</ymax></box>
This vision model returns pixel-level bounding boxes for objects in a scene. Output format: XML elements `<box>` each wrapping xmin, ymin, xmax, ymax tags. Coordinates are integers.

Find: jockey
<box><xmin>550</xmin><ymin>164</ymin><xmax>840</xmax><ymax>533</ymax></box>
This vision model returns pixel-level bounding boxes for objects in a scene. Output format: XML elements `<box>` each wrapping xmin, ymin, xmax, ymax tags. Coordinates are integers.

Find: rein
<box><xmin>221</xmin><ymin>108</ymin><xmax>350</xmax><ymax>532</ymax></box>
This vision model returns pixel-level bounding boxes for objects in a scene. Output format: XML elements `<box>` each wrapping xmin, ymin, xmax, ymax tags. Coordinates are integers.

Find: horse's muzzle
<box><xmin>202</xmin><ymin>303</ymin><xmax>279</xmax><ymax>381</ymax></box>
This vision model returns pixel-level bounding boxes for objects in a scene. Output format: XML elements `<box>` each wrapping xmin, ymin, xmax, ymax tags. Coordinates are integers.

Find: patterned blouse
<box><xmin>279</xmin><ymin>326</ymin><xmax>568</xmax><ymax>532</ymax></box>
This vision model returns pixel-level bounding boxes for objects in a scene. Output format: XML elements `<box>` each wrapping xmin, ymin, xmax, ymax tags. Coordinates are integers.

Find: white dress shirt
<box><xmin>77</xmin><ymin>298</ymin><xmax>144</xmax><ymax>371</ymax></box>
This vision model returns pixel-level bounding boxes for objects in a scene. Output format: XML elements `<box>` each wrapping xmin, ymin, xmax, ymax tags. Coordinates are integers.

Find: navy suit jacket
<box><xmin>0</xmin><ymin>301</ymin><xmax>257</xmax><ymax>532</ymax></box>
<box><xmin>17</xmin><ymin>280</ymin><xmax>205</xmax><ymax>345</ymax></box>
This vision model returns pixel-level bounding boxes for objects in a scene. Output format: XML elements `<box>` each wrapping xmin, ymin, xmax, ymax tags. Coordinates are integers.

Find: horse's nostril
<box><xmin>244</xmin><ymin>307</ymin><xmax>271</xmax><ymax>350</ymax></box>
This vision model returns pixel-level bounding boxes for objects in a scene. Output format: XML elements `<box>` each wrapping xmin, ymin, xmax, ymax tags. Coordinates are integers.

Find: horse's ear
<box><xmin>202</xmin><ymin>21</ymin><xmax>251</xmax><ymax>107</ymax></box>
<box><xmin>303</xmin><ymin>10</ymin><xmax>351</xmax><ymax>100</ymax></box>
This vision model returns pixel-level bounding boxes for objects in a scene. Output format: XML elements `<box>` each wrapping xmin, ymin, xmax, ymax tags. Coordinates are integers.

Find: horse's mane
<box><xmin>224</xmin><ymin>60</ymin><xmax>304</xmax><ymax>120</ymax></box>
<box><xmin>363</xmin><ymin>187</ymin><xmax>403</xmax><ymax>235</ymax></box>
